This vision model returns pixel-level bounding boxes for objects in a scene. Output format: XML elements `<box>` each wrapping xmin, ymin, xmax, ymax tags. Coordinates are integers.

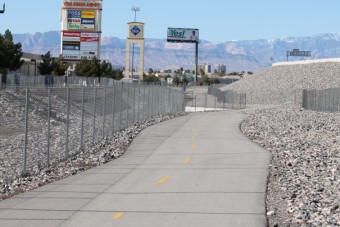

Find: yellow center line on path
<box><xmin>183</xmin><ymin>159</ymin><xmax>191</xmax><ymax>164</ymax></box>
<box><xmin>192</xmin><ymin>144</ymin><xmax>196</xmax><ymax>150</ymax></box>
<box><xmin>112</xmin><ymin>212</ymin><xmax>124</xmax><ymax>219</ymax></box>
<box><xmin>155</xmin><ymin>176</ymin><xmax>171</xmax><ymax>185</ymax></box>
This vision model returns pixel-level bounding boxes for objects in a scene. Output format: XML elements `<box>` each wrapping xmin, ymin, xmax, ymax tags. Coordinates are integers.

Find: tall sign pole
<box><xmin>286</xmin><ymin>49</ymin><xmax>311</xmax><ymax>62</ymax></box>
<box><xmin>195</xmin><ymin>41</ymin><xmax>198</xmax><ymax>82</ymax></box>
<box><xmin>125</xmin><ymin>22</ymin><xmax>145</xmax><ymax>80</ymax></box>
<box><xmin>131</xmin><ymin>6</ymin><xmax>140</xmax><ymax>79</ymax></box>
<box><xmin>0</xmin><ymin>3</ymin><xmax>5</xmax><ymax>14</ymax></box>
<box><xmin>167</xmin><ymin>28</ymin><xmax>199</xmax><ymax>83</ymax></box>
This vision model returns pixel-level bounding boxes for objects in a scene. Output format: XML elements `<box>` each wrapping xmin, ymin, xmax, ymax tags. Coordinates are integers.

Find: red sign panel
<box><xmin>63</xmin><ymin>32</ymin><xmax>81</xmax><ymax>37</ymax></box>
<box><xmin>80</xmin><ymin>37</ymin><xmax>99</xmax><ymax>42</ymax></box>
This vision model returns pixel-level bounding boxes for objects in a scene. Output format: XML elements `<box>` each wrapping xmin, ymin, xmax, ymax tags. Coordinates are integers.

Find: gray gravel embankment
<box><xmin>222</xmin><ymin>62</ymin><xmax>340</xmax><ymax>104</ymax></box>
<box><xmin>242</xmin><ymin>106</ymin><xmax>339</xmax><ymax>226</ymax></box>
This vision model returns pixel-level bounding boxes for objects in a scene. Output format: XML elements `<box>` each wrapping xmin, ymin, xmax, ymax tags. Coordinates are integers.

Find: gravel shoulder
<box><xmin>241</xmin><ymin>106</ymin><xmax>339</xmax><ymax>226</ymax></box>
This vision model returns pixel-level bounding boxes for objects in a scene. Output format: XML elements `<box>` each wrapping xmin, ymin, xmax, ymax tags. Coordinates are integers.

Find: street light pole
<box><xmin>0</xmin><ymin>3</ymin><xmax>5</xmax><ymax>14</ymax></box>
<box><xmin>131</xmin><ymin>6</ymin><xmax>140</xmax><ymax>79</ymax></box>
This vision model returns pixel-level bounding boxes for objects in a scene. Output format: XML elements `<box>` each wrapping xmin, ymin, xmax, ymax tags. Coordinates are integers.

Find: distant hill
<box><xmin>13</xmin><ymin>31</ymin><xmax>340</xmax><ymax>72</ymax></box>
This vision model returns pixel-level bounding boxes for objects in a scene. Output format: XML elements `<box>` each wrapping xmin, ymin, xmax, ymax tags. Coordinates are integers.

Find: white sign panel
<box><xmin>63</xmin><ymin>37</ymin><xmax>81</xmax><ymax>41</ymax></box>
<box><xmin>81</xmin><ymin>32</ymin><xmax>99</xmax><ymax>38</ymax></box>
<box><xmin>167</xmin><ymin>28</ymin><xmax>199</xmax><ymax>43</ymax></box>
<box><xmin>62</xmin><ymin>31</ymin><xmax>99</xmax><ymax>60</ymax></box>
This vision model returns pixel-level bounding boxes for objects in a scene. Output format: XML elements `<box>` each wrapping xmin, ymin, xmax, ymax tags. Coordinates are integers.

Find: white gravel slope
<box><xmin>224</xmin><ymin>61</ymin><xmax>340</xmax><ymax>226</ymax></box>
<box><xmin>222</xmin><ymin>62</ymin><xmax>340</xmax><ymax>104</ymax></box>
<box><xmin>242</xmin><ymin>106</ymin><xmax>339</xmax><ymax>226</ymax></box>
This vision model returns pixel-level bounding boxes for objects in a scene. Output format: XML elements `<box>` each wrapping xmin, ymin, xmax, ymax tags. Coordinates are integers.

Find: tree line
<box><xmin>1</xmin><ymin>29</ymin><xmax>243</xmax><ymax>86</ymax></box>
<box><xmin>0</xmin><ymin>29</ymin><xmax>124</xmax><ymax>85</ymax></box>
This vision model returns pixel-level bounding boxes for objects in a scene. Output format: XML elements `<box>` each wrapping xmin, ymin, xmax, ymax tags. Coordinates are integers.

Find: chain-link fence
<box><xmin>0</xmin><ymin>85</ymin><xmax>185</xmax><ymax>181</ymax></box>
<box><xmin>302</xmin><ymin>88</ymin><xmax>340</xmax><ymax>112</ymax></box>
<box><xmin>1</xmin><ymin>74</ymin><xmax>125</xmax><ymax>88</ymax></box>
<box><xmin>240</xmin><ymin>89</ymin><xmax>303</xmax><ymax>106</ymax></box>
<box><xmin>185</xmin><ymin>86</ymin><xmax>246</xmax><ymax>111</ymax></box>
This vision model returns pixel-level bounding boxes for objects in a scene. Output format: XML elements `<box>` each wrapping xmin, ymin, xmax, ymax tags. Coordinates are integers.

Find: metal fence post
<box><xmin>46</xmin><ymin>88</ymin><xmax>51</xmax><ymax>166</ymax></box>
<box><xmin>147</xmin><ymin>86</ymin><xmax>151</xmax><ymax>118</ymax></box>
<box><xmin>80</xmin><ymin>88</ymin><xmax>85</xmax><ymax>150</ymax></box>
<box><xmin>329</xmin><ymin>88</ymin><xmax>332</xmax><ymax>112</ymax></box>
<box><xmin>65</xmin><ymin>88</ymin><xmax>70</xmax><ymax>159</ymax></box>
<box><xmin>92</xmin><ymin>88</ymin><xmax>97</xmax><ymax>145</ymax></box>
<box><xmin>151</xmin><ymin>86</ymin><xmax>154</xmax><ymax>117</ymax></box>
<box><xmin>143</xmin><ymin>85</ymin><xmax>146</xmax><ymax>121</ymax></box>
<box><xmin>158</xmin><ymin>86</ymin><xmax>161</xmax><ymax>115</ymax></box>
<box><xmin>245</xmin><ymin>93</ymin><xmax>247</xmax><ymax>108</ymax></box>
<box><xmin>133</xmin><ymin>85</ymin><xmax>136</xmax><ymax>123</ymax></box>
<box><xmin>23</xmin><ymin>89</ymin><xmax>29</xmax><ymax>174</ymax></box>
<box><xmin>137</xmin><ymin>85</ymin><xmax>140</xmax><ymax>122</ymax></box>
<box><xmin>168</xmin><ymin>87</ymin><xmax>171</xmax><ymax>113</ymax></box>
<box><xmin>103</xmin><ymin>87</ymin><xmax>107</xmax><ymax>138</ymax></box>
<box><xmin>337</xmin><ymin>88</ymin><xmax>340</xmax><ymax>111</ymax></box>
<box><xmin>112</xmin><ymin>86</ymin><xmax>115</xmax><ymax>135</ymax></box>
<box><xmin>232</xmin><ymin>92</ymin><xmax>234</xmax><ymax>110</ymax></box>
<box><xmin>119</xmin><ymin>85</ymin><xmax>123</xmax><ymax>130</ymax></box>
<box><xmin>126</xmin><ymin>85</ymin><xmax>130</xmax><ymax>128</ymax></box>
<box><xmin>194</xmin><ymin>96</ymin><xmax>197</xmax><ymax>112</ymax></box>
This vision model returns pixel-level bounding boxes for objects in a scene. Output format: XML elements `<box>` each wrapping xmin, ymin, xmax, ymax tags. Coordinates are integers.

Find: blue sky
<box><xmin>0</xmin><ymin>0</ymin><xmax>340</xmax><ymax>42</ymax></box>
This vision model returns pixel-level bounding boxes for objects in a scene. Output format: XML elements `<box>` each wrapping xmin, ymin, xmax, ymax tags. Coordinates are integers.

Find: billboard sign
<box><xmin>167</xmin><ymin>28</ymin><xmax>199</xmax><ymax>43</ymax></box>
<box><xmin>287</xmin><ymin>49</ymin><xmax>311</xmax><ymax>57</ymax></box>
<box><xmin>62</xmin><ymin>0</ymin><xmax>102</xmax><ymax>61</ymax></box>
<box><xmin>67</xmin><ymin>10</ymin><xmax>95</xmax><ymax>30</ymax></box>
<box><xmin>62</xmin><ymin>31</ymin><xmax>99</xmax><ymax>60</ymax></box>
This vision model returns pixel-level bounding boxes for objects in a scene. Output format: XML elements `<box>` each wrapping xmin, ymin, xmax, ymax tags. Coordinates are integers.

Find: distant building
<box><xmin>113</xmin><ymin>65</ymin><xmax>125</xmax><ymax>71</ymax></box>
<box><xmin>198</xmin><ymin>63</ymin><xmax>211</xmax><ymax>75</ymax></box>
<box><xmin>204</xmin><ymin>64</ymin><xmax>211</xmax><ymax>74</ymax></box>
<box><xmin>14</xmin><ymin>52</ymin><xmax>43</xmax><ymax>76</ymax></box>
<box><xmin>214</xmin><ymin>64</ymin><xmax>227</xmax><ymax>74</ymax></box>
<box><xmin>197</xmin><ymin>64</ymin><xmax>205</xmax><ymax>73</ymax></box>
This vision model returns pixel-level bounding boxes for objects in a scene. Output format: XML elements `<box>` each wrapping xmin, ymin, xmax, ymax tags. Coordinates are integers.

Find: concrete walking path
<box><xmin>0</xmin><ymin>110</ymin><xmax>271</xmax><ymax>227</ymax></box>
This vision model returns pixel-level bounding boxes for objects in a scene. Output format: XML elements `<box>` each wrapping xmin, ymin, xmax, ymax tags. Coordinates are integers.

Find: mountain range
<box><xmin>13</xmin><ymin>31</ymin><xmax>340</xmax><ymax>72</ymax></box>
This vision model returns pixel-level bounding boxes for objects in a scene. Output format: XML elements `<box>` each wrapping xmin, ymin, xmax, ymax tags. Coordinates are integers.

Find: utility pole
<box><xmin>195</xmin><ymin>41</ymin><xmax>198</xmax><ymax>83</ymax></box>
<box><xmin>0</xmin><ymin>3</ymin><xmax>5</xmax><ymax>14</ymax></box>
<box><xmin>131</xmin><ymin>6</ymin><xmax>140</xmax><ymax>79</ymax></box>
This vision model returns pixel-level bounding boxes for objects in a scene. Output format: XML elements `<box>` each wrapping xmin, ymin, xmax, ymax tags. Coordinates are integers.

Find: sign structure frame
<box><xmin>125</xmin><ymin>22</ymin><xmax>145</xmax><ymax>80</ymax></box>
<box><xmin>167</xmin><ymin>27</ymin><xmax>199</xmax><ymax>82</ymax></box>
<box><xmin>286</xmin><ymin>49</ymin><xmax>311</xmax><ymax>61</ymax></box>
<box><xmin>60</xmin><ymin>0</ymin><xmax>103</xmax><ymax>62</ymax></box>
